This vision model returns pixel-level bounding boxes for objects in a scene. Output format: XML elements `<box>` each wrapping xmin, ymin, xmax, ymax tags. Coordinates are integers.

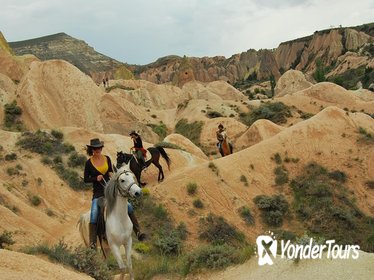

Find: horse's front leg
<box><xmin>109</xmin><ymin>243</ymin><xmax>126</xmax><ymax>275</ymax></box>
<box><xmin>124</xmin><ymin>237</ymin><xmax>134</xmax><ymax>280</ymax></box>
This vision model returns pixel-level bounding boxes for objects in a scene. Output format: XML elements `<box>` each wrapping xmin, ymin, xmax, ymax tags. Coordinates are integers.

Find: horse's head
<box><xmin>115</xmin><ymin>164</ymin><xmax>142</xmax><ymax>198</ymax></box>
<box><xmin>116</xmin><ymin>151</ymin><xmax>131</xmax><ymax>168</ymax></box>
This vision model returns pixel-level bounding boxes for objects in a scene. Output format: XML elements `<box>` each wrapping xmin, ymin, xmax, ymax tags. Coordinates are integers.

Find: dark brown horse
<box><xmin>116</xmin><ymin>146</ymin><xmax>171</xmax><ymax>186</ymax></box>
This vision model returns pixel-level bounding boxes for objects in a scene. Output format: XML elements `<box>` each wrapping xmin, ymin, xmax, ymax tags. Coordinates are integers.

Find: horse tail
<box><xmin>155</xmin><ymin>146</ymin><xmax>171</xmax><ymax>170</ymax></box>
<box><xmin>77</xmin><ymin>214</ymin><xmax>89</xmax><ymax>247</ymax></box>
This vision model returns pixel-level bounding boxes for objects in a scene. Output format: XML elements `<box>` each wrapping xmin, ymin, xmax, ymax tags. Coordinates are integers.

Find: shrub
<box><xmin>183</xmin><ymin>245</ymin><xmax>238</xmax><ymax>274</ymax></box>
<box><xmin>148</xmin><ymin>122</ymin><xmax>168</xmax><ymax>140</ymax></box>
<box><xmin>206</xmin><ymin>111</ymin><xmax>223</xmax><ymax>118</ymax></box>
<box><xmin>68</xmin><ymin>152</ymin><xmax>87</xmax><ymax>168</ymax></box>
<box><xmin>193</xmin><ymin>199</ymin><xmax>204</xmax><ymax>209</ymax></box>
<box><xmin>186</xmin><ymin>182</ymin><xmax>197</xmax><ymax>195</ymax></box>
<box><xmin>24</xmin><ymin>240</ymin><xmax>110</xmax><ymax>280</ymax></box>
<box><xmin>54</xmin><ymin>165</ymin><xmax>89</xmax><ymax>190</ymax></box>
<box><xmin>155</xmin><ymin>141</ymin><xmax>183</xmax><ymax>150</ymax></box>
<box><xmin>4</xmin><ymin>100</ymin><xmax>23</xmax><ymax>131</ymax></box>
<box><xmin>0</xmin><ymin>231</ymin><xmax>15</xmax><ymax>249</ymax></box>
<box><xmin>133</xmin><ymin>242</ymin><xmax>151</xmax><ymax>254</ymax></box>
<box><xmin>175</xmin><ymin>119</ymin><xmax>203</xmax><ymax>146</ymax></box>
<box><xmin>51</xmin><ymin>129</ymin><xmax>64</xmax><ymax>141</ymax></box>
<box><xmin>30</xmin><ymin>195</ymin><xmax>41</xmax><ymax>206</ymax></box>
<box><xmin>154</xmin><ymin>229</ymin><xmax>183</xmax><ymax>255</ymax></box>
<box><xmin>254</xmin><ymin>194</ymin><xmax>289</xmax><ymax>227</ymax></box>
<box><xmin>240</xmin><ymin>102</ymin><xmax>292</xmax><ymax>126</ymax></box>
<box><xmin>4</xmin><ymin>153</ymin><xmax>17</xmax><ymax>161</ymax></box>
<box><xmin>199</xmin><ymin>214</ymin><xmax>245</xmax><ymax>247</ymax></box>
<box><xmin>274</xmin><ymin>166</ymin><xmax>289</xmax><ymax>185</ymax></box>
<box><xmin>358</xmin><ymin>127</ymin><xmax>374</xmax><ymax>143</ymax></box>
<box><xmin>17</xmin><ymin>130</ymin><xmax>76</xmax><ymax>155</ymax></box>
<box><xmin>208</xmin><ymin>162</ymin><xmax>219</xmax><ymax>175</ymax></box>
<box><xmin>273</xmin><ymin>153</ymin><xmax>282</xmax><ymax>164</ymax></box>
<box><xmin>240</xmin><ymin>175</ymin><xmax>249</xmax><ymax>187</ymax></box>
<box><xmin>366</xmin><ymin>181</ymin><xmax>374</xmax><ymax>189</ymax></box>
<box><xmin>328</xmin><ymin>170</ymin><xmax>347</xmax><ymax>183</ymax></box>
<box><xmin>6</xmin><ymin>167</ymin><xmax>20</xmax><ymax>176</ymax></box>
<box><xmin>238</xmin><ymin>206</ymin><xmax>254</xmax><ymax>225</ymax></box>
<box><xmin>290</xmin><ymin>162</ymin><xmax>373</xmax><ymax>251</ymax></box>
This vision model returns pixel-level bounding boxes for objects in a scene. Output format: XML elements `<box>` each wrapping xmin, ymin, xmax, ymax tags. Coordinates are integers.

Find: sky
<box><xmin>0</xmin><ymin>0</ymin><xmax>373</xmax><ymax>65</ymax></box>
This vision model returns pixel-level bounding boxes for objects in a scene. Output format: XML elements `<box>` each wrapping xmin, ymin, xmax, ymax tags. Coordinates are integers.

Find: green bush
<box><xmin>0</xmin><ymin>231</ymin><xmax>15</xmax><ymax>249</ymax></box>
<box><xmin>68</xmin><ymin>152</ymin><xmax>87</xmax><ymax>168</ymax></box>
<box><xmin>238</xmin><ymin>206</ymin><xmax>254</xmax><ymax>225</ymax></box>
<box><xmin>30</xmin><ymin>195</ymin><xmax>41</xmax><ymax>206</ymax></box>
<box><xmin>6</xmin><ymin>167</ymin><xmax>20</xmax><ymax>176</ymax></box>
<box><xmin>193</xmin><ymin>199</ymin><xmax>204</xmax><ymax>209</ymax></box>
<box><xmin>5</xmin><ymin>153</ymin><xmax>17</xmax><ymax>161</ymax></box>
<box><xmin>208</xmin><ymin>162</ymin><xmax>219</xmax><ymax>175</ymax></box>
<box><xmin>240</xmin><ymin>175</ymin><xmax>249</xmax><ymax>187</ymax></box>
<box><xmin>154</xmin><ymin>229</ymin><xmax>183</xmax><ymax>255</ymax></box>
<box><xmin>4</xmin><ymin>100</ymin><xmax>23</xmax><ymax>131</ymax></box>
<box><xmin>186</xmin><ymin>182</ymin><xmax>197</xmax><ymax>195</ymax></box>
<box><xmin>328</xmin><ymin>170</ymin><xmax>347</xmax><ymax>183</ymax></box>
<box><xmin>155</xmin><ymin>141</ymin><xmax>183</xmax><ymax>150</ymax></box>
<box><xmin>199</xmin><ymin>214</ymin><xmax>245</xmax><ymax>247</ymax></box>
<box><xmin>17</xmin><ymin>130</ymin><xmax>75</xmax><ymax>155</ymax></box>
<box><xmin>24</xmin><ymin>240</ymin><xmax>110</xmax><ymax>280</ymax></box>
<box><xmin>254</xmin><ymin>194</ymin><xmax>289</xmax><ymax>227</ymax></box>
<box><xmin>183</xmin><ymin>245</ymin><xmax>238</xmax><ymax>274</ymax></box>
<box><xmin>273</xmin><ymin>153</ymin><xmax>282</xmax><ymax>165</ymax></box>
<box><xmin>206</xmin><ymin>111</ymin><xmax>223</xmax><ymax>118</ymax></box>
<box><xmin>274</xmin><ymin>166</ymin><xmax>289</xmax><ymax>185</ymax></box>
<box><xmin>148</xmin><ymin>122</ymin><xmax>168</xmax><ymax>140</ymax></box>
<box><xmin>51</xmin><ymin>129</ymin><xmax>64</xmax><ymax>141</ymax></box>
<box><xmin>175</xmin><ymin>119</ymin><xmax>203</xmax><ymax>146</ymax></box>
<box><xmin>290</xmin><ymin>162</ymin><xmax>373</xmax><ymax>251</ymax></box>
<box><xmin>240</xmin><ymin>102</ymin><xmax>292</xmax><ymax>126</ymax></box>
<box><xmin>54</xmin><ymin>165</ymin><xmax>88</xmax><ymax>190</ymax></box>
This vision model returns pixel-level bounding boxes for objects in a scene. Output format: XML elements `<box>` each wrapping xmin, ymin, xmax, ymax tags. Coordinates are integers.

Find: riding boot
<box><xmin>128</xmin><ymin>212</ymin><xmax>146</xmax><ymax>241</ymax></box>
<box><xmin>89</xmin><ymin>223</ymin><xmax>97</xmax><ymax>249</ymax></box>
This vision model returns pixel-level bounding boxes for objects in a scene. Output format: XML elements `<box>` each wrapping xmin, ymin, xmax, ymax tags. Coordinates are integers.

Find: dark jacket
<box><xmin>133</xmin><ymin>136</ymin><xmax>143</xmax><ymax>149</ymax></box>
<box><xmin>84</xmin><ymin>155</ymin><xmax>113</xmax><ymax>199</ymax></box>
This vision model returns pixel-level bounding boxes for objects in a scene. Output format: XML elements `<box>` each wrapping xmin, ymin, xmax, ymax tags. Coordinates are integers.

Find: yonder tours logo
<box><xmin>256</xmin><ymin>233</ymin><xmax>360</xmax><ymax>266</ymax></box>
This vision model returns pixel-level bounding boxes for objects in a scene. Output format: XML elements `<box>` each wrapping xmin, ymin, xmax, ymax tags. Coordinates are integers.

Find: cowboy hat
<box><xmin>129</xmin><ymin>131</ymin><xmax>139</xmax><ymax>136</ymax></box>
<box><xmin>87</xmin><ymin>138</ymin><xmax>104</xmax><ymax>148</ymax></box>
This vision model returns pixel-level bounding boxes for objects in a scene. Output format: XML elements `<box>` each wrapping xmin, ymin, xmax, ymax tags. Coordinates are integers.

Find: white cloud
<box><xmin>0</xmin><ymin>0</ymin><xmax>373</xmax><ymax>64</ymax></box>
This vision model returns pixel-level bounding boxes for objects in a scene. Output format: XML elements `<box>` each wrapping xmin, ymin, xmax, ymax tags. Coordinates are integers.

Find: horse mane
<box><xmin>104</xmin><ymin>164</ymin><xmax>130</xmax><ymax>216</ymax></box>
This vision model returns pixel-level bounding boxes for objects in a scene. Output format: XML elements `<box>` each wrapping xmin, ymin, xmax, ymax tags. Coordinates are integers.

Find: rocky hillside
<box><xmin>7</xmin><ymin>24</ymin><xmax>374</xmax><ymax>88</ymax></box>
<box><xmin>8</xmin><ymin>32</ymin><xmax>128</xmax><ymax>82</ymax></box>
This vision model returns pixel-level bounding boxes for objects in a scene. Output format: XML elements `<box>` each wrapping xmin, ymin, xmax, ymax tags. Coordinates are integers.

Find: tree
<box><xmin>270</xmin><ymin>74</ymin><xmax>276</xmax><ymax>97</ymax></box>
<box><xmin>313</xmin><ymin>58</ymin><xmax>326</xmax><ymax>82</ymax></box>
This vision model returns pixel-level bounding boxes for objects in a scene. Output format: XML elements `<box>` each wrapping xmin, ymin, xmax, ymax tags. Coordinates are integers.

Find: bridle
<box><xmin>115</xmin><ymin>169</ymin><xmax>137</xmax><ymax>198</ymax></box>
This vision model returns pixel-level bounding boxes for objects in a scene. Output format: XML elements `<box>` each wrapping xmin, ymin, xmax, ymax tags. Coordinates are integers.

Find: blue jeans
<box><xmin>90</xmin><ymin>198</ymin><xmax>134</xmax><ymax>223</ymax></box>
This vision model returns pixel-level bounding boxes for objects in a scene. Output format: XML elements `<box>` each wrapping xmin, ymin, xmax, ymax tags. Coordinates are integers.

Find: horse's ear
<box><xmin>113</xmin><ymin>164</ymin><xmax>117</xmax><ymax>173</ymax></box>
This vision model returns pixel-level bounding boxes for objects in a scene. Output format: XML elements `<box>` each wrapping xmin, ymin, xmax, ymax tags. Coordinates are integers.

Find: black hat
<box><xmin>218</xmin><ymin>124</ymin><xmax>224</xmax><ymax>129</ymax></box>
<box><xmin>129</xmin><ymin>131</ymin><xmax>138</xmax><ymax>136</ymax></box>
<box><xmin>87</xmin><ymin>138</ymin><xmax>104</xmax><ymax>148</ymax></box>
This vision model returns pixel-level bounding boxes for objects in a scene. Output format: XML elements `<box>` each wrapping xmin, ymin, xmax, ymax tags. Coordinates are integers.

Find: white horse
<box><xmin>78</xmin><ymin>164</ymin><xmax>142</xmax><ymax>280</ymax></box>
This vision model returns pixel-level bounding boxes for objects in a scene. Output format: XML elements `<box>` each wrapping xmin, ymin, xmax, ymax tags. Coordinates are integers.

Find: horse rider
<box><xmin>129</xmin><ymin>131</ymin><xmax>147</xmax><ymax>170</ymax></box>
<box><xmin>216</xmin><ymin>123</ymin><xmax>231</xmax><ymax>157</ymax></box>
<box><xmin>84</xmin><ymin>138</ymin><xmax>146</xmax><ymax>248</ymax></box>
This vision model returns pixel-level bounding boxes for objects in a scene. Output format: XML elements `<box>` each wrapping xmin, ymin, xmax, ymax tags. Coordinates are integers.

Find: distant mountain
<box><xmin>9</xmin><ymin>32</ymin><xmax>126</xmax><ymax>81</ymax></box>
<box><xmin>8</xmin><ymin>23</ymin><xmax>374</xmax><ymax>88</ymax></box>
